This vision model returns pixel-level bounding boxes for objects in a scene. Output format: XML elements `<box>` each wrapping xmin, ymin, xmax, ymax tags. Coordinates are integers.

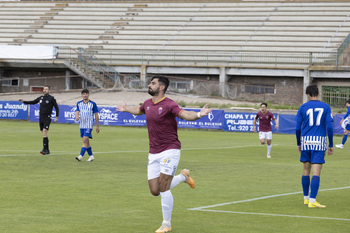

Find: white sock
<box><xmin>170</xmin><ymin>174</ymin><xmax>186</xmax><ymax>189</ymax></box>
<box><xmin>160</xmin><ymin>190</ymin><xmax>173</xmax><ymax>227</ymax></box>
<box><xmin>310</xmin><ymin>198</ymin><xmax>316</xmax><ymax>203</ymax></box>
<box><xmin>267</xmin><ymin>145</ymin><xmax>272</xmax><ymax>154</ymax></box>
<box><xmin>304</xmin><ymin>196</ymin><xmax>309</xmax><ymax>200</ymax></box>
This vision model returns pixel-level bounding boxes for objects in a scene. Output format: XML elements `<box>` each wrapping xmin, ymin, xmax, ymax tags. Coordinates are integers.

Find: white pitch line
<box><xmin>189</xmin><ymin>186</ymin><xmax>350</xmax><ymax>211</ymax></box>
<box><xmin>188</xmin><ymin>191</ymin><xmax>302</xmax><ymax>211</ymax></box>
<box><xmin>0</xmin><ymin>154</ymin><xmax>42</xmax><ymax>157</ymax></box>
<box><xmin>188</xmin><ymin>186</ymin><xmax>350</xmax><ymax>221</ymax></box>
<box><xmin>194</xmin><ymin>209</ymin><xmax>350</xmax><ymax>222</ymax></box>
<box><xmin>0</xmin><ymin>144</ymin><xmax>283</xmax><ymax>156</ymax></box>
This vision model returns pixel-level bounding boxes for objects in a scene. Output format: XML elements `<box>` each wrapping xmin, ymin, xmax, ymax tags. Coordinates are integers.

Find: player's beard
<box><xmin>148</xmin><ymin>87</ymin><xmax>160</xmax><ymax>96</ymax></box>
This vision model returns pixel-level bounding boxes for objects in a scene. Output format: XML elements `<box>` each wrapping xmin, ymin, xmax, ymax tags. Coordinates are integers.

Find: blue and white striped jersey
<box><xmin>295</xmin><ymin>100</ymin><xmax>333</xmax><ymax>151</ymax></box>
<box><xmin>343</xmin><ymin>106</ymin><xmax>350</xmax><ymax>125</ymax></box>
<box><xmin>76</xmin><ymin>100</ymin><xmax>99</xmax><ymax>129</ymax></box>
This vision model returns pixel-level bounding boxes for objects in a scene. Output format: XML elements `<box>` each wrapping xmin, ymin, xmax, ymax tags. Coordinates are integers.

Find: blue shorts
<box><xmin>300</xmin><ymin>150</ymin><xmax>325</xmax><ymax>164</ymax></box>
<box><xmin>80</xmin><ymin>128</ymin><xmax>93</xmax><ymax>139</ymax></box>
<box><xmin>346</xmin><ymin>124</ymin><xmax>350</xmax><ymax>131</ymax></box>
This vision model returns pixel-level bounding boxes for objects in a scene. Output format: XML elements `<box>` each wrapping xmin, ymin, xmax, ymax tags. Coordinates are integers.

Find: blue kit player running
<box><xmin>75</xmin><ymin>89</ymin><xmax>100</xmax><ymax>162</ymax></box>
<box><xmin>295</xmin><ymin>84</ymin><xmax>333</xmax><ymax>208</ymax></box>
<box><xmin>335</xmin><ymin>99</ymin><xmax>350</xmax><ymax>149</ymax></box>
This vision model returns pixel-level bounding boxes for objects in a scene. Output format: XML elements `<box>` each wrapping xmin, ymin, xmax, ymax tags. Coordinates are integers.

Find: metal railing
<box><xmin>62</xmin><ymin>46</ymin><xmax>146</xmax><ymax>89</ymax></box>
<box><xmin>73</xmin><ymin>47</ymin><xmax>118</xmax><ymax>85</ymax></box>
<box><xmin>337</xmin><ymin>33</ymin><xmax>350</xmax><ymax>66</ymax></box>
<box><xmin>58</xmin><ymin>48</ymin><xmax>343</xmax><ymax>68</ymax></box>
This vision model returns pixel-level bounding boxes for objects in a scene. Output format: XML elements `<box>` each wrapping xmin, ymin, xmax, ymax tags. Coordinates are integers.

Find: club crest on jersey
<box><xmin>158</xmin><ymin>107</ymin><xmax>163</xmax><ymax>114</ymax></box>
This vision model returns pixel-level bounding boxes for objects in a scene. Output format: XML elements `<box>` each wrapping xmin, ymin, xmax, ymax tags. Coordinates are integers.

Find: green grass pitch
<box><xmin>0</xmin><ymin>120</ymin><xmax>349</xmax><ymax>233</ymax></box>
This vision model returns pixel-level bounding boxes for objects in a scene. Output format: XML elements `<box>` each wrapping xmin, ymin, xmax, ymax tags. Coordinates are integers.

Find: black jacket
<box><xmin>23</xmin><ymin>94</ymin><xmax>59</xmax><ymax>118</ymax></box>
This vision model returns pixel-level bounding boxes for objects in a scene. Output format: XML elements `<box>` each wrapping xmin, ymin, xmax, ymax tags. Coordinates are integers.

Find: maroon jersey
<box><xmin>255</xmin><ymin>111</ymin><xmax>275</xmax><ymax>132</ymax></box>
<box><xmin>140</xmin><ymin>97</ymin><xmax>184</xmax><ymax>154</ymax></box>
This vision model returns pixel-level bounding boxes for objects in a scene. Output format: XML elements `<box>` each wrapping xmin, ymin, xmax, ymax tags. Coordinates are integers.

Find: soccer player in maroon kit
<box><xmin>253</xmin><ymin>103</ymin><xmax>278</xmax><ymax>158</ymax></box>
<box><xmin>116</xmin><ymin>75</ymin><xmax>212</xmax><ymax>233</ymax></box>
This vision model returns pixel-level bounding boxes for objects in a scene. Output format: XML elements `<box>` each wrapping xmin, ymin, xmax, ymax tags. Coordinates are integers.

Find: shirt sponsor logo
<box><xmin>304</xmin><ymin>140</ymin><xmax>322</xmax><ymax>146</ymax></box>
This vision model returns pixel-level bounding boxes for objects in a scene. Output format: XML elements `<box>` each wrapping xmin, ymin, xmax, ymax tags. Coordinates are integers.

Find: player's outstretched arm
<box><xmin>116</xmin><ymin>102</ymin><xmax>143</xmax><ymax>115</ymax></box>
<box><xmin>18</xmin><ymin>97</ymin><xmax>40</xmax><ymax>105</ymax></box>
<box><xmin>179</xmin><ymin>103</ymin><xmax>212</xmax><ymax>121</ymax></box>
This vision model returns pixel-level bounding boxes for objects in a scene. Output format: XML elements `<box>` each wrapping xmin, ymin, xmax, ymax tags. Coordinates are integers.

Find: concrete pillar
<box><xmin>140</xmin><ymin>65</ymin><xmax>147</xmax><ymax>86</ymax></box>
<box><xmin>65</xmin><ymin>70</ymin><xmax>71</xmax><ymax>90</ymax></box>
<box><xmin>219</xmin><ymin>66</ymin><xmax>228</xmax><ymax>98</ymax></box>
<box><xmin>303</xmin><ymin>69</ymin><xmax>311</xmax><ymax>103</ymax></box>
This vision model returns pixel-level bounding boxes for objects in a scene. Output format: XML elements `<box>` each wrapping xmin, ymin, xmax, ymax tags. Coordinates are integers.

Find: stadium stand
<box><xmin>0</xmin><ymin>0</ymin><xmax>349</xmax><ymax>67</ymax></box>
<box><xmin>0</xmin><ymin>0</ymin><xmax>350</xmax><ymax>104</ymax></box>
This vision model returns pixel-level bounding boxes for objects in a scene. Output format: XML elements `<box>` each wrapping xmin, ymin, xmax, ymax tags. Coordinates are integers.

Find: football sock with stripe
<box><xmin>301</xmin><ymin>175</ymin><xmax>310</xmax><ymax>198</ymax></box>
<box><xmin>80</xmin><ymin>147</ymin><xmax>87</xmax><ymax>156</ymax></box>
<box><xmin>310</xmin><ymin>175</ymin><xmax>320</xmax><ymax>200</ymax></box>
<box><xmin>86</xmin><ymin>147</ymin><xmax>93</xmax><ymax>156</ymax></box>
<box><xmin>342</xmin><ymin>135</ymin><xmax>348</xmax><ymax>145</ymax></box>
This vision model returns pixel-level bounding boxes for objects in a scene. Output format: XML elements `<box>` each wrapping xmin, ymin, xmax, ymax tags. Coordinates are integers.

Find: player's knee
<box><xmin>150</xmin><ymin>188</ymin><xmax>160</xmax><ymax>196</ymax></box>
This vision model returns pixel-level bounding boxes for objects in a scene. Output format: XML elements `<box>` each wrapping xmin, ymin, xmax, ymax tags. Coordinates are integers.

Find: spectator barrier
<box><xmin>0</xmin><ymin>101</ymin><xmax>346</xmax><ymax>135</ymax></box>
<box><xmin>0</xmin><ymin>101</ymin><xmax>29</xmax><ymax>120</ymax></box>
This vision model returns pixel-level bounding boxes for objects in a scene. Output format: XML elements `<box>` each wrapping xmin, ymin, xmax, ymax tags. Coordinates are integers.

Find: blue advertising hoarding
<box><xmin>223</xmin><ymin>112</ymin><xmax>277</xmax><ymax>132</ymax></box>
<box><xmin>3</xmin><ymin>100</ymin><xmax>340</xmax><ymax>134</ymax></box>
<box><xmin>177</xmin><ymin>109</ymin><xmax>224</xmax><ymax>130</ymax></box>
<box><xmin>30</xmin><ymin>104</ymin><xmax>147</xmax><ymax>127</ymax></box>
<box><xmin>278</xmin><ymin>114</ymin><xmax>297</xmax><ymax>134</ymax></box>
<box><xmin>29</xmin><ymin>104</ymin><xmax>58</xmax><ymax>122</ymax></box>
<box><xmin>0</xmin><ymin>101</ymin><xmax>29</xmax><ymax>120</ymax></box>
<box><xmin>29</xmin><ymin>104</ymin><xmax>222</xmax><ymax>129</ymax></box>
<box><xmin>334</xmin><ymin>114</ymin><xmax>345</xmax><ymax>135</ymax></box>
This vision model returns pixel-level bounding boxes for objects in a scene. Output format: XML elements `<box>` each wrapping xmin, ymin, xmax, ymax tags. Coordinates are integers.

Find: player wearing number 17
<box><xmin>295</xmin><ymin>84</ymin><xmax>333</xmax><ymax>208</ymax></box>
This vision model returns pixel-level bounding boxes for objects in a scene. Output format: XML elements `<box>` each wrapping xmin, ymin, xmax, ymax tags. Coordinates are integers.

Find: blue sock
<box><xmin>80</xmin><ymin>147</ymin><xmax>87</xmax><ymax>156</ymax></box>
<box><xmin>87</xmin><ymin>147</ymin><xmax>93</xmax><ymax>156</ymax></box>
<box><xmin>310</xmin><ymin>176</ymin><xmax>320</xmax><ymax>199</ymax></box>
<box><xmin>342</xmin><ymin>135</ymin><xmax>348</xmax><ymax>145</ymax></box>
<box><xmin>301</xmin><ymin>175</ymin><xmax>310</xmax><ymax>197</ymax></box>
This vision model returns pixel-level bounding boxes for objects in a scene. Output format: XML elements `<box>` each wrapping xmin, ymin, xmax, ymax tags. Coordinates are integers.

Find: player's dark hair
<box><xmin>44</xmin><ymin>85</ymin><xmax>50</xmax><ymax>90</ymax></box>
<box><xmin>346</xmin><ymin>99</ymin><xmax>350</xmax><ymax>105</ymax></box>
<box><xmin>81</xmin><ymin>89</ymin><xmax>89</xmax><ymax>94</ymax></box>
<box><xmin>305</xmin><ymin>84</ymin><xmax>319</xmax><ymax>97</ymax></box>
<box><xmin>261</xmin><ymin>102</ymin><xmax>267</xmax><ymax>107</ymax></box>
<box><xmin>152</xmin><ymin>75</ymin><xmax>169</xmax><ymax>93</ymax></box>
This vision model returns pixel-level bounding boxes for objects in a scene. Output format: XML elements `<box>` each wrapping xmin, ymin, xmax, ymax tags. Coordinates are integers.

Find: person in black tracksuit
<box><xmin>19</xmin><ymin>85</ymin><xmax>59</xmax><ymax>155</ymax></box>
